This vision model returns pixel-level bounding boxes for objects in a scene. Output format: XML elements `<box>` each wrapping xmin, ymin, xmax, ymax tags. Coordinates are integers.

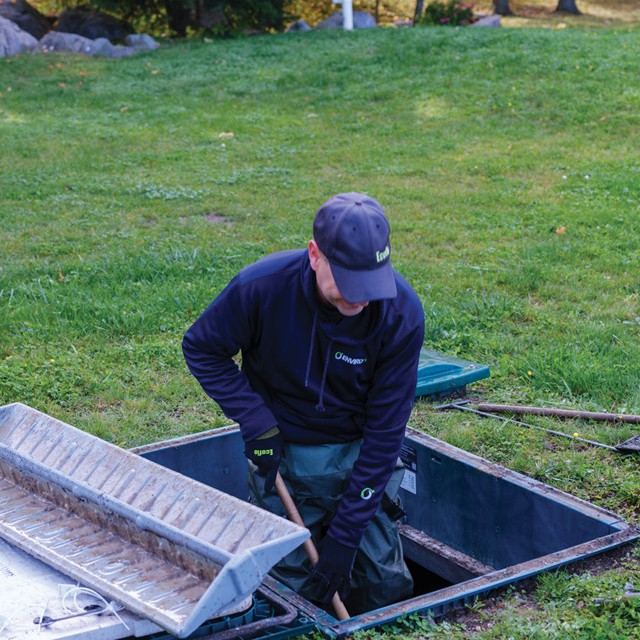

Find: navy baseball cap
<box><xmin>313</xmin><ymin>192</ymin><xmax>397</xmax><ymax>303</ymax></box>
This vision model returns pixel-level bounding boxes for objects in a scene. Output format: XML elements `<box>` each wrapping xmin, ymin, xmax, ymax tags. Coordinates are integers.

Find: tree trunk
<box><xmin>414</xmin><ymin>0</ymin><xmax>425</xmax><ymax>23</ymax></box>
<box><xmin>195</xmin><ymin>0</ymin><xmax>227</xmax><ymax>31</ymax></box>
<box><xmin>556</xmin><ymin>0</ymin><xmax>581</xmax><ymax>14</ymax></box>
<box><xmin>165</xmin><ymin>0</ymin><xmax>194</xmax><ymax>36</ymax></box>
<box><xmin>493</xmin><ymin>0</ymin><xmax>513</xmax><ymax>16</ymax></box>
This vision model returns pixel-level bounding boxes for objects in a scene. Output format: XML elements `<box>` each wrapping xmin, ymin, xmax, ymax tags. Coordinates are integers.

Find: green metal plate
<box><xmin>415</xmin><ymin>349</ymin><xmax>490</xmax><ymax>398</ymax></box>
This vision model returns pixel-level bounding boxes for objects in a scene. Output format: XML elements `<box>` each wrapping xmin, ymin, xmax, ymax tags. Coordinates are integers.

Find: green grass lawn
<box><xmin>1</xmin><ymin>20</ymin><xmax>639</xmax><ymax>638</ymax></box>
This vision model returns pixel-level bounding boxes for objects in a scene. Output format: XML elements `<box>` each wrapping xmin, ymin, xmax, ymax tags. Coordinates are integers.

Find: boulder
<box><xmin>471</xmin><ymin>14</ymin><xmax>502</xmax><ymax>27</ymax></box>
<box><xmin>124</xmin><ymin>33</ymin><xmax>159</xmax><ymax>50</ymax></box>
<box><xmin>37</xmin><ymin>30</ymin><xmax>96</xmax><ymax>54</ymax></box>
<box><xmin>315</xmin><ymin>11</ymin><xmax>377</xmax><ymax>29</ymax></box>
<box><xmin>0</xmin><ymin>14</ymin><xmax>37</xmax><ymax>57</ymax></box>
<box><xmin>0</xmin><ymin>0</ymin><xmax>51</xmax><ymax>39</ymax></box>
<box><xmin>54</xmin><ymin>6</ymin><xmax>132</xmax><ymax>41</ymax></box>
<box><xmin>36</xmin><ymin>30</ymin><xmax>135</xmax><ymax>57</ymax></box>
<box><xmin>285</xmin><ymin>19</ymin><xmax>311</xmax><ymax>32</ymax></box>
<box><xmin>90</xmin><ymin>36</ymin><xmax>137</xmax><ymax>58</ymax></box>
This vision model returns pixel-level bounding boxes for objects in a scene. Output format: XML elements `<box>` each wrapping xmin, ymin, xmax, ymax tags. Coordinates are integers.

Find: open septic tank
<box><xmin>0</xmin><ymin>398</ymin><xmax>636</xmax><ymax>640</ymax></box>
<box><xmin>136</xmin><ymin>425</ymin><xmax>638</xmax><ymax>638</ymax></box>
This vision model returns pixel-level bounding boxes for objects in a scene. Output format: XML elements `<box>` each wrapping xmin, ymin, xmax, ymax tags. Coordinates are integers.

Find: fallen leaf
<box><xmin>555</xmin><ymin>226</ymin><xmax>567</xmax><ymax>235</ymax></box>
<box><xmin>219</xmin><ymin>132</ymin><xmax>235</xmax><ymax>138</ymax></box>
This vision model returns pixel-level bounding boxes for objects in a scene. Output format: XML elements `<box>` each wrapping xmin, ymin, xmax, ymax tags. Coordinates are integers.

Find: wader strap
<box><xmin>381</xmin><ymin>493</ymin><xmax>405</xmax><ymax>521</ymax></box>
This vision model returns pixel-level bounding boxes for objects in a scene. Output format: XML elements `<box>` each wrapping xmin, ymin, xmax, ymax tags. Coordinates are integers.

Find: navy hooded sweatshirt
<box><xmin>182</xmin><ymin>248</ymin><xmax>425</xmax><ymax>550</ymax></box>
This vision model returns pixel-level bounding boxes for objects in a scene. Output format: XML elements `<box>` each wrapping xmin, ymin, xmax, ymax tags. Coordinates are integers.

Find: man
<box><xmin>182</xmin><ymin>192</ymin><xmax>425</xmax><ymax>615</ymax></box>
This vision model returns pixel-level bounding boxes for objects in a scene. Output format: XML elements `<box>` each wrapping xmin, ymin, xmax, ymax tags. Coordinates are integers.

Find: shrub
<box><xmin>32</xmin><ymin>0</ymin><xmax>291</xmax><ymax>37</ymax></box>
<box><xmin>417</xmin><ymin>1</ymin><xmax>474</xmax><ymax>26</ymax></box>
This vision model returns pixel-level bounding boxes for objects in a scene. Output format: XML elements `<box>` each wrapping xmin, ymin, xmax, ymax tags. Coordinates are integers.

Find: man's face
<box><xmin>309</xmin><ymin>241</ymin><xmax>369</xmax><ymax>317</ymax></box>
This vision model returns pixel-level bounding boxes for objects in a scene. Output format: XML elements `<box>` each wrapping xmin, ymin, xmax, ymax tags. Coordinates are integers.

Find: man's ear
<box><xmin>308</xmin><ymin>240</ymin><xmax>322</xmax><ymax>271</ymax></box>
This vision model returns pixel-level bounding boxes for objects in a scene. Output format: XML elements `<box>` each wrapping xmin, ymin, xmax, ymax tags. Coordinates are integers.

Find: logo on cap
<box><xmin>376</xmin><ymin>245</ymin><xmax>390</xmax><ymax>263</ymax></box>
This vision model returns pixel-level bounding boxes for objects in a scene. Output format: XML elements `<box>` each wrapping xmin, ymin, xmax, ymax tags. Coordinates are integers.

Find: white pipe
<box><xmin>342</xmin><ymin>0</ymin><xmax>354</xmax><ymax>30</ymax></box>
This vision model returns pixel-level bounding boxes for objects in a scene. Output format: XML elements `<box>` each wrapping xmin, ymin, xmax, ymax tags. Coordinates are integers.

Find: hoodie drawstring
<box><xmin>304</xmin><ymin>311</ymin><xmax>332</xmax><ymax>412</ymax></box>
<box><xmin>315</xmin><ymin>340</ymin><xmax>333</xmax><ymax>412</ymax></box>
<box><xmin>304</xmin><ymin>312</ymin><xmax>317</xmax><ymax>389</ymax></box>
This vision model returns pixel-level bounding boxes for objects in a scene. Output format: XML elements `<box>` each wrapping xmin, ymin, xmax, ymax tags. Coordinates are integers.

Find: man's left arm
<box><xmin>328</xmin><ymin>322</ymin><xmax>424</xmax><ymax>548</ymax></box>
<box><xmin>310</xmin><ymin>316</ymin><xmax>424</xmax><ymax>603</ymax></box>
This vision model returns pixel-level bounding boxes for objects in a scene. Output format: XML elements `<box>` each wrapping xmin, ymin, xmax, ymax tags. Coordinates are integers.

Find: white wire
<box><xmin>60</xmin><ymin>586</ymin><xmax>129</xmax><ymax>632</ymax></box>
<box><xmin>0</xmin><ymin>587</ymin><xmax>130</xmax><ymax>636</ymax></box>
<box><xmin>0</xmin><ymin>604</ymin><xmax>46</xmax><ymax>634</ymax></box>
<box><xmin>61</xmin><ymin>585</ymin><xmax>106</xmax><ymax>614</ymax></box>
<box><xmin>35</xmin><ymin>596</ymin><xmax>50</xmax><ymax>636</ymax></box>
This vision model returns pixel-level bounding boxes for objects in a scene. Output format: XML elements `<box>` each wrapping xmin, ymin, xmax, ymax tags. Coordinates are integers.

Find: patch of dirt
<box><xmin>441</xmin><ymin>543</ymin><xmax>639</xmax><ymax>635</ymax></box>
<box><xmin>204</xmin><ymin>213</ymin><xmax>232</xmax><ymax>226</ymax></box>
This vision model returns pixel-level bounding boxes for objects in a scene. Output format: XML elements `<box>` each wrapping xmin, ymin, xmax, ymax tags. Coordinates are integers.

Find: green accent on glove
<box><xmin>245</xmin><ymin>429</ymin><xmax>283</xmax><ymax>495</ymax></box>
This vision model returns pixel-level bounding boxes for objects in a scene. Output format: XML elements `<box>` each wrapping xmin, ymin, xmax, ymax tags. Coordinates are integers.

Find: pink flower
<box><xmin>440</xmin><ymin>17</ymin><xmax>450</xmax><ymax>23</ymax></box>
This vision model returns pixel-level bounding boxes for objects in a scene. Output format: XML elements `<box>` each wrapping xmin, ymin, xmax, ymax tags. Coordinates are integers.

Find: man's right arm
<box><xmin>182</xmin><ymin>276</ymin><xmax>278</xmax><ymax>441</ymax></box>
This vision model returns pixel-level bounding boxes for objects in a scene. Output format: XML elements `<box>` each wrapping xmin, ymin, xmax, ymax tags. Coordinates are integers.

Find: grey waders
<box><xmin>248</xmin><ymin>440</ymin><xmax>413</xmax><ymax>615</ymax></box>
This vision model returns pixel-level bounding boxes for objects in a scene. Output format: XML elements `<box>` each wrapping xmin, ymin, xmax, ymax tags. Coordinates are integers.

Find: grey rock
<box><xmin>0</xmin><ymin>15</ymin><xmax>37</xmax><ymax>57</ymax></box>
<box><xmin>0</xmin><ymin>0</ymin><xmax>50</xmax><ymax>39</ymax></box>
<box><xmin>285</xmin><ymin>19</ymin><xmax>311</xmax><ymax>32</ymax></box>
<box><xmin>36</xmin><ymin>30</ymin><xmax>141</xmax><ymax>57</ymax></box>
<box><xmin>89</xmin><ymin>36</ymin><xmax>133</xmax><ymax>57</ymax></box>
<box><xmin>471</xmin><ymin>14</ymin><xmax>502</xmax><ymax>27</ymax></box>
<box><xmin>124</xmin><ymin>33</ymin><xmax>159</xmax><ymax>50</ymax></box>
<box><xmin>93</xmin><ymin>38</ymin><xmax>137</xmax><ymax>58</ymax></box>
<box><xmin>37</xmin><ymin>30</ymin><xmax>95</xmax><ymax>54</ymax></box>
<box><xmin>315</xmin><ymin>11</ymin><xmax>377</xmax><ymax>29</ymax></box>
<box><xmin>89</xmin><ymin>36</ymin><xmax>113</xmax><ymax>56</ymax></box>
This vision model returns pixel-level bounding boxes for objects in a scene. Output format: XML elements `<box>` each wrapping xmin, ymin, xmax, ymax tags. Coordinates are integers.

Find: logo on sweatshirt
<box><xmin>360</xmin><ymin>487</ymin><xmax>375</xmax><ymax>500</ymax></box>
<box><xmin>335</xmin><ymin>351</ymin><xmax>367</xmax><ymax>366</ymax></box>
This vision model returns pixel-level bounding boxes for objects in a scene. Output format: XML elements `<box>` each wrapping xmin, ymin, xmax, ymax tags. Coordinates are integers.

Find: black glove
<box><xmin>309</xmin><ymin>537</ymin><xmax>357</xmax><ymax>604</ymax></box>
<box><xmin>244</xmin><ymin>429</ymin><xmax>283</xmax><ymax>495</ymax></box>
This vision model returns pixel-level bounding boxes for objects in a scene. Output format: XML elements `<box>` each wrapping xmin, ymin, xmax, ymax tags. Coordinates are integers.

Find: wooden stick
<box><xmin>477</xmin><ymin>403</ymin><xmax>640</xmax><ymax>425</ymax></box>
<box><xmin>274</xmin><ymin>472</ymin><xmax>350</xmax><ymax>620</ymax></box>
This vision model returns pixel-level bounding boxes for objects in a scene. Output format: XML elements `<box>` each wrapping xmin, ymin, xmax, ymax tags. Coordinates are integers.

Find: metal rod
<box><xmin>477</xmin><ymin>403</ymin><xmax>640</xmax><ymax>425</ymax></box>
<box><xmin>435</xmin><ymin>401</ymin><xmax>618</xmax><ymax>451</ymax></box>
<box><xmin>34</xmin><ymin>604</ymin><xmax>105</xmax><ymax>627</ymax></box>
<box><xmin>274</xmin><ymin>473</ymin><xmax>350</xmax><ymax>620</ymax></box>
